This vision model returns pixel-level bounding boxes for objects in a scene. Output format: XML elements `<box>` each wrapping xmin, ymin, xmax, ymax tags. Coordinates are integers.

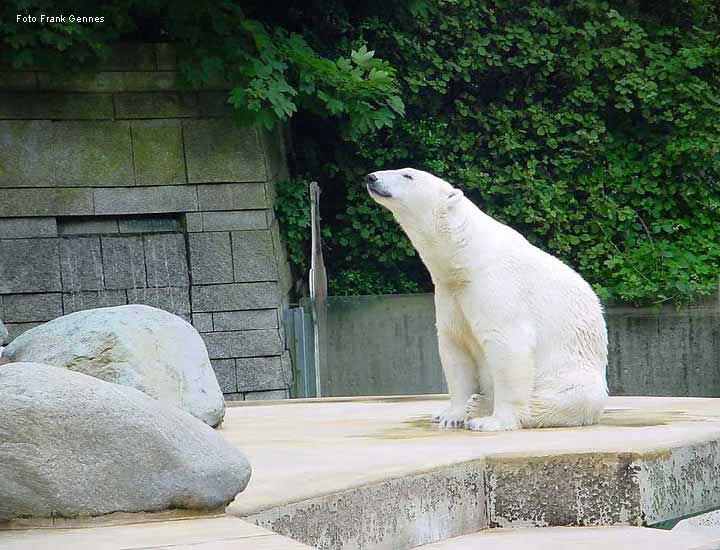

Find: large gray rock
<box><xmin>4</xmin><ymin>305</ymin><xmax>225</xmax><ymax>426</ymax></box>
<box><xmin>0</xmin><ymin>318</ymin><xmax>7</xmax><ymax>345</ymax></box>
<box><xmin>0</xmin><ymin>363</ymin><xmax>250</xmax><ymax>521</ymax></box>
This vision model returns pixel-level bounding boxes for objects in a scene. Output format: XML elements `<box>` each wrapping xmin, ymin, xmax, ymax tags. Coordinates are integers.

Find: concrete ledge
<box><xmin>417</xmin><ymin>526</ymin><xmax>720</xmax><ymax>549</ymax></box>
<box><xmin>0</xmin><ymin>516</ymin><xmax>313</xmax><ymax>549</ymax></box>
<box><xmin>0</xmin><ymin>93</ymin><xmax>114</xmax><ymax>119</ymax></box>
<box><xmin>246</xmin><ymin>462</ymin><xmax>486</xmax><ymax>550</ymax></box>
<box><xmin>221</xmin><ymin>396</ymin><xmax>720</xmax><ymax>549</ymax></box>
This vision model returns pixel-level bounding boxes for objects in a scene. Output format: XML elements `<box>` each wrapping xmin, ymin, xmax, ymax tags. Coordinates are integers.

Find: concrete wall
<box><xmin>0</xmin><ymin>43</ymin><xmax>294</xmax><ymax>401</ymax></box>
<box><xmin>319</xmin><ymin>293</ymin><xmax>720</xmax><ymax>398</ymax></box>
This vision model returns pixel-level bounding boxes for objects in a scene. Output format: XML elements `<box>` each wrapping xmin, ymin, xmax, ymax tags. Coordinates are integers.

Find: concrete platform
<box><xmin>416</xmin><ymin>526</ymin><xmax>720</xmax><ymax>549</ymax></box>
<box><xmin>0</xmin><ymin>516</ymin><xmax>312</xmax><ymax>549</ymax></box>
<box><xmin>222</xmin><ymin>395</ymin><xmax>720</xmax><ymax>548</ymax></box>
<box><xmin>4</xmin><ymin>395</ymin><xmax>720</xmax><ymax>550</ymax></box>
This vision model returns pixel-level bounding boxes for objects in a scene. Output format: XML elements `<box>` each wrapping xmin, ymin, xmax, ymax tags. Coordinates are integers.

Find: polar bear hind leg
<box><xmin>525</xmin><ymin>371</ymin><xmax>608</xmax><ymax>428</ymax></box>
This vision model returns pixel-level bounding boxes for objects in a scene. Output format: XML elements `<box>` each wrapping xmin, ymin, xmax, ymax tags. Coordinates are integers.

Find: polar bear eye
<box><xmin>402</xmin><ymin>174</ymin><xmax>413</xmax><ymax>180</ymax></box>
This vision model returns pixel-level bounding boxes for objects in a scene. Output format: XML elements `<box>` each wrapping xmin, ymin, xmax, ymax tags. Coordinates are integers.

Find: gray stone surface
<box><xmin>316</xmin><ymin>293</ymin><xmax>720</xmax><ymax>399</ymax></box>
<box><xmin>188</xmin><ymin>232</ymin><xmax>234</xmax><ymax>284</ymax></box>
<box><xmin>52</xmin><ymin>121</ymin><xmax>133</xmax><ymax>186</ymax></box>
<box><xmin>5</xmin><ymin>305</ymin><xmax>225</xmax><ymax>426</ymax></box>
<box><xmin>245</xmin><ymin>453</ymin><xmax>484</xmax><ymax>549</ymax></box>
<box><xmin>0</xmin><ymin>294</ymin><xmax>62</xmax><ymax>323</ymax></box>
<box><xmin>0</xmin><ymin>93</ymin><xmax>113</xmax><ymax>119</ymax></box>
<box><xmin>232</xmin><ymin>230</ymin><xmax>277</xmax><ymax>282</ymax></box>
<box><xmin>0</xmin><ymin>218</ymin><xmax>56</xmax><ymax>239</ymax></box>
<box><xmin>101</xmin><ymin>236</ymin><xmax>147</xmax><ymax>289</ymax></box>
<box><xmin>58</xmin><ymin>218</ymin><xmax>119</xmax><ymax>235</ymax></box>
<box><xmin>260</xmin><ymin>126</ymin><xmax>287</xmax><ymax>180</ymax></box>
<box><xmin>59</xmin><ymin>237</ymin><xmax>104</xmax><ymax>291</ymax></box>
<box><xmin>123</xmin><ymin>72</ymin><xmax>178</xmax><ymax>92</ymax></box>
<box><xmin>0</xmin><ymin>121</ymin><xmax>132</xmax><ymax>187</ymax></box>
<box><xmin>281</xmin><ymin>351</ymin><xmax>293</xmax><ymax>390</ymax></box>
<box><xmin>271</xmin><ymin>221</ymin><xmax>294</xmax><ymax>296</ymax></box>
<box><xmin>184</xmin><ymin>120</ymin><xmax>266</xmax><ymax>183</ymax></box>
<box><xmin>192</xmin><ymin>313</ymin><xmax>213</xmax><ymax>333</ymax></box>
<box><xmin>202</xmin><ymin>329</ymin><xmax>283</xmax><ymax>359</ymax></box>
<box><xmin>0</xmin><ymin>319</ymin><xmax>7</xmax><ymax>345</ymax></box>
<box><xmin>143</xmin><ymin>233</ymin><xmax>188</xmax><ymax>287</ymax></box>
<box><xmin>0</xmin><ymin>71</ymin><xmax>37</xmax><ymax>91</ymax></box>
<box><xmin>131</xmin><ymin>120</ymin><xmax>186</xmax><ymax>185</ymax></box>
<box><xmin>62</xmin><ymin>290</ymin><xmax>128</xmax><ymax>315</ymax></box>
<box><xmin>4</xmin><ymin>322</ymin><xmax>43</xmax><ymax>343</ymax></box>
<box><xmin>211</xmin><ymin>359</ymin><xmax>238</xmax><ymax>393</ymax></box>
<box><xmin>114</xmin><ymin>92</ymin><xmax>197</xmax><ymax>119</ymax></box>
<box><xmin>185</xmin><ymin>213</ymin><xmax>203</xmax><ymax>232</ymax></box>
<box><xmin>197</xmin><ymin>183</ymin><xmax>266</xmax><ymax>211</ymax></box>
<box><xmin>236</xmin><ymin>356</ymin><xmax>289</xmax><ymax>392</ymax></box>
<box><xmin>118</xmin><ymin>216</ymin><xmax>182</xmax><ymax>234</ymax></box>
<box><xmin>191</xmin><ymin>282</ymin><xmax>280</xmax><ymax>312</ymax></box>
<box><xmin>0</xmin><ymin>239</ymin><xmax>61</xmax><ymax>293</ymax></box>
<box><xmin>37</xmin><ymin>71</ymin><xmax>125</xmax><ymax>92</ymax></box>
<box><xmin>0</xmin><ymin>363</ymin><xmax>250</xmax><ymax>521</ymax></box>
<box><xmin>201</xmin><ymin>211</ymin><xmax>268</xmax><ymax>231</ymax></box>
<box><xmin>94</xmin><ymin>186</ymin><xmax>198</xmax><ymax>215</ymax></box>
<box><xmin>156</xmin><ymin>43</ymin><xmax>177</xmax><ymax>70</ymax></box>
<box><xmin>0</xmin><ymin>188</ymin><xmax>93</xmax><ymax>217</ymax></box>
<box><xmin>126</xmin><ymin>287</ymin><xmax>191</xmax><ymax>317</ymax></box>
<box><xmin>318</xmin><ymin>294</ymin><xmax>446</xmax><ymax>397</ymax></box>
<box><xmin>224</xmin><ymin>392</ymin><xmax>245</xmax><ymax>401</ymax></box>
<box><xmin>485</xmin><ymin>453</ymin><xmax>640</xmax><ymax>528</ymax></box>
<box><xmin>244</xmin><ymin>390</ymin><xmax>290</xmax><ymax>400</ymax></box>
<box><xmin>0</xmin><ymin>56</ymin><xmax>293</xmax><ymax>399</ymax></box>
<box><xmin>213</xmin><ymin>309</ymin><xmax>278</xmax><ymax>331</ymax></box>
<box><xmin>606</xmin><ymin>305</ymin><xmax>720</xmax><ymax>397</ymax></box>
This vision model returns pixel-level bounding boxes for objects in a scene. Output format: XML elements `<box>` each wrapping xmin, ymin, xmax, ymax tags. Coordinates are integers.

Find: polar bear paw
<box><xmin>431</xmin><ymin>405</ymin><xmax>467</xmax><ymax>429</ymax></box>
<box><xmin>465</xmin><ymin>393</ymin><xmax>492</xmax><ymax>419</ymax></box>
<box><xmin>466</xmin><ymin>414</ymin><xmax>520</xmax><ymax>432</ymax></box>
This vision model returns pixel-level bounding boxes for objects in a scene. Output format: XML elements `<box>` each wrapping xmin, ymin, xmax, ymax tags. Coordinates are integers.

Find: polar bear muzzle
<box><xmin>365</xmin><ymin>173</ymin><xmax>392</xmax><ymax>198</ymax></box>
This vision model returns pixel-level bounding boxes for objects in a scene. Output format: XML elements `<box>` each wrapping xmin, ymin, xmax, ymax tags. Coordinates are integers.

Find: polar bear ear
<box><xmin>447</xmin><ymin>188</ymin><xmax>464</xmax><ymax>207</ymax></box>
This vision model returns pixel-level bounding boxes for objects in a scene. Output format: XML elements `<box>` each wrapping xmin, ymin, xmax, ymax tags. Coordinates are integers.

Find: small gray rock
<box><xmin>4</xmin><ymin>305</ymin><xmax>225</xmax><ymax>426</ymax></box>
<box><xmin>0</xmin><ymin>363</ymin><xmax>251</xmax><ymax>521</ymax></box>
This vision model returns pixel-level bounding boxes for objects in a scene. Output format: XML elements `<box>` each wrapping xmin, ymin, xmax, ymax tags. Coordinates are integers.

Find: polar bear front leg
<box><xmin>466</xmin><ymin>330</ymin><xmax>535</xmax><ymax>432</ymax></box>
<box><xmin>432</xmin><ymin>330</ymin><xmax>479</xmax><ymax>429</ymax></box>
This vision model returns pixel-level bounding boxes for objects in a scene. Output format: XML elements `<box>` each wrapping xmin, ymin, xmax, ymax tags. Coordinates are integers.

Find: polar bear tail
<box><xmin>526</xmin><ymin>372</ymin><xmax>609</xmax><ymax>429</ymax></box>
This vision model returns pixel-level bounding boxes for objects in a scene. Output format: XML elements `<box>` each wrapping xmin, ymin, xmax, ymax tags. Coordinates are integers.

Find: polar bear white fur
<box><xmin>366</xmin><ymin>168</ymin><xmax>608</xmax><ymax>431</ymax></box>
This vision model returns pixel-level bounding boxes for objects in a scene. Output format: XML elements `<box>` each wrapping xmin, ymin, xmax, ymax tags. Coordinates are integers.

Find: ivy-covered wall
<box><xmin>0</xmin><ymin>43</ymin><xmax>295</xmax><ymax>401</ymax></box>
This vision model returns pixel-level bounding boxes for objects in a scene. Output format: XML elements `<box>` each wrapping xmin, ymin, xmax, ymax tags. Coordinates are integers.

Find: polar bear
<box><xmin>366</xmin><ymin>168</ymin><xmax>608</xmax><ymax>431</ymax></box>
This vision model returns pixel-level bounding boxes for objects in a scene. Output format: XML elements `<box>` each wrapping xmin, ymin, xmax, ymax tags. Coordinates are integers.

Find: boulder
<box><xmin>0</xmin><ymin>363</ymin><xmax>251</xmax><ymax>522</ymax></box>
<box><xmin>0</xmin><ymin>318</ymin><xmax>7</xmax><ymax>345</ymax></box>
<box><xmin>4</xmin><ymin>305</ymin><xmax>225</xmax><ymax>426</ymax></box>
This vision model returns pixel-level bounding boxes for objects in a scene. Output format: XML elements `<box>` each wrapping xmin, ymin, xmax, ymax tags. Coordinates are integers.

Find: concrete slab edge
<box><xmin>235</xmin><ymin>441</ymin><xmax>720</xmax><ymax>550</ymax></box>
<box><xmin>241</xmin><ymin>461</ymin><xmax>487</xmax><ymax>550</ymax></box>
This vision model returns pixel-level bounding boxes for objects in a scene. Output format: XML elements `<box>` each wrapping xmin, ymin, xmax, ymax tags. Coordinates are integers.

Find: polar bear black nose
<box><xmin>365</xmin><ymin>174</ymin><xmax>378</xmax><ymax>184</ymax></box>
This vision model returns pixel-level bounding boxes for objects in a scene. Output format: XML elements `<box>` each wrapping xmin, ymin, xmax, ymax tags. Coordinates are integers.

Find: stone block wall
<box><xmin>0</xmin><ymin>43</ymin><xmax>295</xmax><ymax>401</ymax></box>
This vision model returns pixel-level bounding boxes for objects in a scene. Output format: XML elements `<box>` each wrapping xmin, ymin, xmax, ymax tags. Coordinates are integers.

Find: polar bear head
<box><xmin>365</xmin><ymin>168</ymin><xmax>464</xmax><ymax>236</ymax></box>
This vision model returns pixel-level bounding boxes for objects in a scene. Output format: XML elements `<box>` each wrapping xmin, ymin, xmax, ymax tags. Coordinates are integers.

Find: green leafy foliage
<box><xmin>274</xmin><ymin>177</ymin><xmax>312</xmax><ymax>273</ymax></box>
<box><xmin>283</xmin><ymin>0</ymin><xmax>720</xmax><ymax>304</ymax></box>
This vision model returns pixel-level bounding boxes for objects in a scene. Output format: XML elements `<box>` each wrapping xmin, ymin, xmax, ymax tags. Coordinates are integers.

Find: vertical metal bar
<box><xmin>285</xmin><ymin>307</ymin><xmax>301</xmax><ymax>398</ymax></box>
<box><xmin>303</xmin><ymin>303</ymin><xmax>317</xmax><ymax>398</ymax></box>
<box><xmin>309</xmin><ymin>181</ymin><xmax>327</xmax><ymax>398</ymax></box>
